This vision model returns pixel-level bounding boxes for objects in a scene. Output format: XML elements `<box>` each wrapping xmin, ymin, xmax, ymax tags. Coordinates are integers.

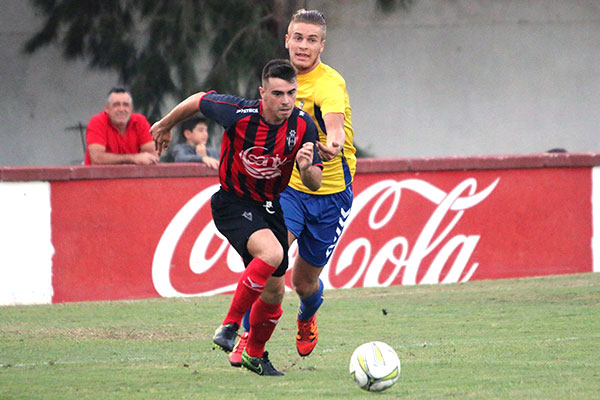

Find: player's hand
<box><xmin>296</xmin><ymin>142</ymin><xmax>314</xmax><ymax>171</ymax></box>
<box><xmin>316</xmin><ymin>141</ymin><xmax>341</xmax><ymax>161</ymax></box>
<box><xmin>150</xmin><ymin>121</ymin><xmax>172</xmax><ymax>156</ymax></box>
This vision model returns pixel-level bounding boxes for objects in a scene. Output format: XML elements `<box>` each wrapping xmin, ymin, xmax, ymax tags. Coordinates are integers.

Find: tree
<box><xmin>24</xmin><ymin>0</ymin><xmax>302</xmax><ymax>122</ymax></box>
<box><xmin>24</xmin><ymin>0</ymin><xmax>415</xmax><ymax>156</ymax></box>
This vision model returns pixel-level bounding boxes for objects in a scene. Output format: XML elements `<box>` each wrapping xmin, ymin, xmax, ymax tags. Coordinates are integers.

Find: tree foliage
<box><xmin>24</xmin><ymin>0</ymin><xmax>415</xmax><ymax>157</ymax></box>
<box><xmin>24</xmin><ymin>0</ymin><xmax>298</xmax><ymax>121</ymax></box>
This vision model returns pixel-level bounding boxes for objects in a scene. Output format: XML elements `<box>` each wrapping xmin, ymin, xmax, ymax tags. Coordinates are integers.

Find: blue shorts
<box><xmin>280</xmin><ymin>185</ymin><xmax>353</xmax><ymax>267</ymax></box>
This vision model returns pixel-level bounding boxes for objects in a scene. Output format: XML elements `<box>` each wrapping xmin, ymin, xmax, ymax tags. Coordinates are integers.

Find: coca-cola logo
<box><xmin>152</xmin><ymin>177</ymin><xmax>499</xmax><ymax>298</ymax></box>
<box><xmin>239</xmin><ymin>146</ymin><xmax>291</xmax><ymax>179</ymax></box>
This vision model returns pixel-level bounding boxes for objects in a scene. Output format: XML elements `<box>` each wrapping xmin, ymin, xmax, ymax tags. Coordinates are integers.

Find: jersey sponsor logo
<box><xmin>239</xmin><ymin>146</ymin><xmax>291</xmax><ymax>179</ymax></box>
<box><xmin>235</xmin><ymin>108</ymin><xmax>259</xmax><ymax>114</ymax></box>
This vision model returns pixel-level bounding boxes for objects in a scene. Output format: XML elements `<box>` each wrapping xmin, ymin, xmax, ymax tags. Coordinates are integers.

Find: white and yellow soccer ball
<box><xmin>349</xmin><ymin>341</ymin><xmax>401</xmax><ymax>392</ymax></box>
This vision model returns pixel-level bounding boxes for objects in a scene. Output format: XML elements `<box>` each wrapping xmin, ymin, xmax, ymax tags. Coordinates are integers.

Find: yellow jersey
<box><xmin>288</xmin><ymin>62</ymin><xmax>356</xmax><ymax>195</ymax></box>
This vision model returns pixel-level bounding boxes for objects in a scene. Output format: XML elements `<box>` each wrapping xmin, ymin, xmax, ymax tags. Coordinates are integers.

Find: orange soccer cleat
<box><xmin>296</xmin><ymin>314</ymin><xmax>318</xmax><ymax>357</ymax></box>
<box><xmin>229</xmin><ymin>331</ymin><xmax>249</xmax><ymax>367</ymax></box>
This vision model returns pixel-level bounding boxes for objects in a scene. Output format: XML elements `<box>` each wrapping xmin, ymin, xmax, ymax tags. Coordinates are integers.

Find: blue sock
<box><xmin>298</xmin><ymin>279</ymin><xmax>324</xmax><ymax>321</ymax></box>
<box><xmin>242</xmin><ymin>309</ymin><xmax>251</xmax><ymax>332</ymax></box>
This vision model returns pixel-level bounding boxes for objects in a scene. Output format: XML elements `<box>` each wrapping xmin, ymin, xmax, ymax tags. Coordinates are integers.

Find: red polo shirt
<box><xmin>84</xmin><ymin>111</ymin><xmax>153</xmax><ymax>165</ymax></box>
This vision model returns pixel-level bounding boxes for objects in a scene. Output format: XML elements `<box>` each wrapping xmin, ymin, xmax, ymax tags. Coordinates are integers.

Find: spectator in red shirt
<box><xmin>84</xmin><ymin>87</ymin><xmax>159</xmax><ymax>165</ymax></box>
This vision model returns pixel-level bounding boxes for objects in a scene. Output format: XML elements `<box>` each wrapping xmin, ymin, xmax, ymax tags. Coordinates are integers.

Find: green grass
<box><xmin>1</xmin><ymin>273</ymin><xmax>599</xmax><ymax>399</ymax></box>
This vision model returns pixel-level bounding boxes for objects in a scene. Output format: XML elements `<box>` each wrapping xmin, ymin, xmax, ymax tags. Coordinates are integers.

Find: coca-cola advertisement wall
<box><xmin>48</xmin><ymin>167</ymin><xmax>593</xmax><ymax>303</ymax></box>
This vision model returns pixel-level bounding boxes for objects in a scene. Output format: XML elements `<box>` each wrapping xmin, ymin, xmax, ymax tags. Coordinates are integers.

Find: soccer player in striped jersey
<box><xmin>151</xmin><ymin>59</ymin><xmax>323</xmax><ymax>376</ymax></box>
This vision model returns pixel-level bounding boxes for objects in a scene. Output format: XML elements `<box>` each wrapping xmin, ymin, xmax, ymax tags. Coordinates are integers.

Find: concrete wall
<box><xmin>312</xmin><ymin>0</ymin><xmax>600</xmax><ymax>157</ymax></box>
<box><xmin>1</xmin><ymin>0</ymin><xmax>599</xmax><ymax>166</ymax></box>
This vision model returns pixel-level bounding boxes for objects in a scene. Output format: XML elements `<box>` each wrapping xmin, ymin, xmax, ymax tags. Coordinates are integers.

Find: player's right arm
<box><xmin>316</xmin><ymin>112</ymin><xmax>345</xmax><ymax>161</ymax></box>
<box><xmin>151</xmin><ymin>92</ymin><xmax>206</xmax><ymax>155</ymax></box>
<box><xmin>296</xmin><ymin>142</ymin><xmax>322</xmax><ymax>191</ymax></box>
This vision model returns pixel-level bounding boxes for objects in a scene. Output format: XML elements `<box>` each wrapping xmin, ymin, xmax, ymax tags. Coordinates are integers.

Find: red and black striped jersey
<box><xmin>199</xmin><ymin>91</ymin><xmax>322</xmax><ymax>202</ymax></box>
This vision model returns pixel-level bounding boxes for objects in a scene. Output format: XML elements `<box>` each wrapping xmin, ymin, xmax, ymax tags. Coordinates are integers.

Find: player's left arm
<box><xmin>316</xmin><ymin>112</ymin><xmax>346</xmax><ymax>161</ymax></box>
<box><xmin>296</xmin><ymin>142</ymin><xmax>322</xmax><ymax>192</ymax></box>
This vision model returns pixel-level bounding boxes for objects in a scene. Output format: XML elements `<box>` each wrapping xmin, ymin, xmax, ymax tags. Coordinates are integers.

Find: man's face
<box><xmin>187</xmin><ymin>123</ymin><xmax>208</xmax><ymax>145</ymax></box>
<box><xmin>105</xmin><ymin>92</ymin><xmax>133</xmax><ymax>127</ymax></box>
<box><xmin>260</xmin><ymin>77</ymin><xmax>297</xmax><ymax>124</ymax></box>
<box><xmin>285</xmin><ymin>22</ymin><xmax>325</xmax><ymax>73</ymax></box>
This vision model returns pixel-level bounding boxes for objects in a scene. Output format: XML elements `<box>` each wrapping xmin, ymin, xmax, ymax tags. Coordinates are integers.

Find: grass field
<box><xmin>1</xmin><ymin>273</ymin><xmax>598</xmax><ymax>399</ymax></box>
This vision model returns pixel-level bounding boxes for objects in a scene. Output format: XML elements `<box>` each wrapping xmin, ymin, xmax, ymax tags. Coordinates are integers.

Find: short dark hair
<box><xmin>180</xmin><ymin>116</ymin><xmax>208</xmax><ymax>135</ymax></box>
<box><xmin>106</xmin><ymin>87</ymin><xmax>132</xmax><ymax>105</ymax></box>
<box><xmin>288</xmin><ymin>9</ymin><xmax>327</xmax><ymax>39</ymax></box>
<box><xmin>261</xmin><ymin>59</ymin><xmax>296</xmax><ymax>86</ymax></box>
<box><xmin>107</xmin><ymin>87</ymin><xmax>128</xmax><ymax>96</ymax></box>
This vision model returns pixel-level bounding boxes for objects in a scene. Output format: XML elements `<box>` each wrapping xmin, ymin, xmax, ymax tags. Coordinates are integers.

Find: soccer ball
<box><xmin>349</xmin><ymin>341</ymin><xmax>401</xmax><ymax>392</ymax></box>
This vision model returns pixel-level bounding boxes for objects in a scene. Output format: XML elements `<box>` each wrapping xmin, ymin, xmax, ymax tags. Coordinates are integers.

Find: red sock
<box><xmin>245</xmin><ymin>298</ymin><xmax>283</xmax><ymax>357</ymax></box>
<box><xmin>223</xmin><ymin>258</ymin><xmax>276</xmax><ymax>326</ymax></box>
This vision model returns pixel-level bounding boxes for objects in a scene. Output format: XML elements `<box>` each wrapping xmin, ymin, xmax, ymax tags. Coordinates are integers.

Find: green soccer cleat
<box><xmin>241</xmin><ymin>350</ymin><xmax>284</xmax><ymax>376</ymax></box>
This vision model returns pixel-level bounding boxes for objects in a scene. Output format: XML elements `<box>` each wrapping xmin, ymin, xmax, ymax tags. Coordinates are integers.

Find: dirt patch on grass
<box><xmin>0</xmin><ymin>326</ymin><xmax>208</xmax><ymax>341</ymax></box>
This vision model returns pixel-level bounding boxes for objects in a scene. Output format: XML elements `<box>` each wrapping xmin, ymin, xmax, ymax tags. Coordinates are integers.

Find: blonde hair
<box><xmin>288</xmin><ymin>9</ymin><xmax>327</xmax><ymax>40</ymax></box>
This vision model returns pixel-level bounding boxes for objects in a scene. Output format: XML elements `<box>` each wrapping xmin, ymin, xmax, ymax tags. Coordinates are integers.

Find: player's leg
<box><xmin>240</xmin><ymin>275</ymin><xmax>285</xmax><ymax>376</ymax></box>
<box><xmin>293</xmin><ymin>255</ymin><xmax>324</xmax><ymax>356</ymax></box>
<box><xmin>210</xmin><ymin>189</ymin><xmax>285</xmax><ymax>353</ymax></box>
<box><xmin>293</xmin><ymin>185</ymin><xmax>353</xmax><ymax>356</ymax></box>
<box><xmin>214</xmin><ymin>228</ymin><xmax>283</xmax><ymax>352</ymax></box>
<box><xmin>231</xmin><ymin>229</ymin><xmax>298</xmax><ymax>365</ymax></box>
<box><xmin>240</xmin><ymin>204</ymin><xmax>289</xmax><ymax>376</ymax></box>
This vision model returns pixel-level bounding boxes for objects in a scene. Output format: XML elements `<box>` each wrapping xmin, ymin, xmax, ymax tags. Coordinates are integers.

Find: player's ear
<box><xmin>285</xmin><ymin>34</ymin><xmax>290</xmax><ymax>49</ymax></box>
<box><xmin>259</xmin><ymin>86</ymin><xmax>265</xmax><ymax>99</ymax></box>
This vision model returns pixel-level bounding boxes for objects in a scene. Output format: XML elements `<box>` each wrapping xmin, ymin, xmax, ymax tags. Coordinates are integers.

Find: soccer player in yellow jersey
<box><xmin>228</xmin><ymin>9</ymin><xmax>356</xmax><ymax>366</ymax></box>
<box><xmin>284</xmin><ymin>9</ymin><xmax>356</xmax><ymax>357</ymax></box>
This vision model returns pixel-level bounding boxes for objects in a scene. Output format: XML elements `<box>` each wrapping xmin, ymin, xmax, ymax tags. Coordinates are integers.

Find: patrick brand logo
<box><xmin>236</xmin><ymin>107</ymin><xmax>258</xmax><ymax>114</ymax></box>
<box><xmin>239</xmin><ymin>146</ymin><xmax>291</xmax><ymax>179</ymax></box>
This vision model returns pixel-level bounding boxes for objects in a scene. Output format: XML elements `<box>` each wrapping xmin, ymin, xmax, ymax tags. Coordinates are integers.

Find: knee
<box><xmin>252</xmin><ymin>246</ymin><xmax>283</xmax><ymax>269</ymax></box>
<box><xmin>293</xmin><ymin>279</ymin><xmax>319</xmax><ymax>299</ymax></box>
<box><xmin>263</xmin><ymin>245</ymin><xmax>284</xmax><ymax>268</ymax></box>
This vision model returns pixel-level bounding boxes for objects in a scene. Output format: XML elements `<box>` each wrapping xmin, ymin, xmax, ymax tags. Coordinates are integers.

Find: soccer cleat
<box><xmin>241</xmin><ymin>350</ymin><xmax>284</xmax><ymax>376</ymax></box>
<box><xmin>229</xmin><ymin>331</ymin><xmax>249</xmax><ymax>367</ymax></box>
<box><xmin>296</xmin><ymin>314</ymin><xmax>318</xmax><ymax>357</ymax></box>
<box><xmin>213</xmin><ymin>322</ymin><xmax>239</xmax><ymax>353</ymax></box>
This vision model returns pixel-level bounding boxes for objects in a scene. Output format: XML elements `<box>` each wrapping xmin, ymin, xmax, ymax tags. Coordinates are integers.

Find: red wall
<box><xmin>2</xmin><ymin>154</ymin><xmax>597</xmax><ymax>303</ymax></box>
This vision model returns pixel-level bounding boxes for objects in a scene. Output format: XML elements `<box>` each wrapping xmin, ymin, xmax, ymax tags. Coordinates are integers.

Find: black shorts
<box><xmin>210</xmin><ymin>188</ymin><xmax>289</xmax><ymax>277</ymax></box>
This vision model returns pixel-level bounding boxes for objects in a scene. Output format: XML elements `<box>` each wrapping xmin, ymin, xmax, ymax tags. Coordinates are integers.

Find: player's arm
<box><xmin>151</xmin><ymin>92</ymin><xmax>206</xmax><ymax>155</ymax></box>
<box><xmin>87</xmin><ymin>144</ymin><xmax>158</xmax><ymax>165</ymax></box>
<box><xmin>296</xmin><ymin>142</ymin><xmax>322</xmax><ymax>192</ymax></box>
<box><xmin>316</xmin><ymin>112</ymin><xmax>345</xmax><ymax>161</ymax></box>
